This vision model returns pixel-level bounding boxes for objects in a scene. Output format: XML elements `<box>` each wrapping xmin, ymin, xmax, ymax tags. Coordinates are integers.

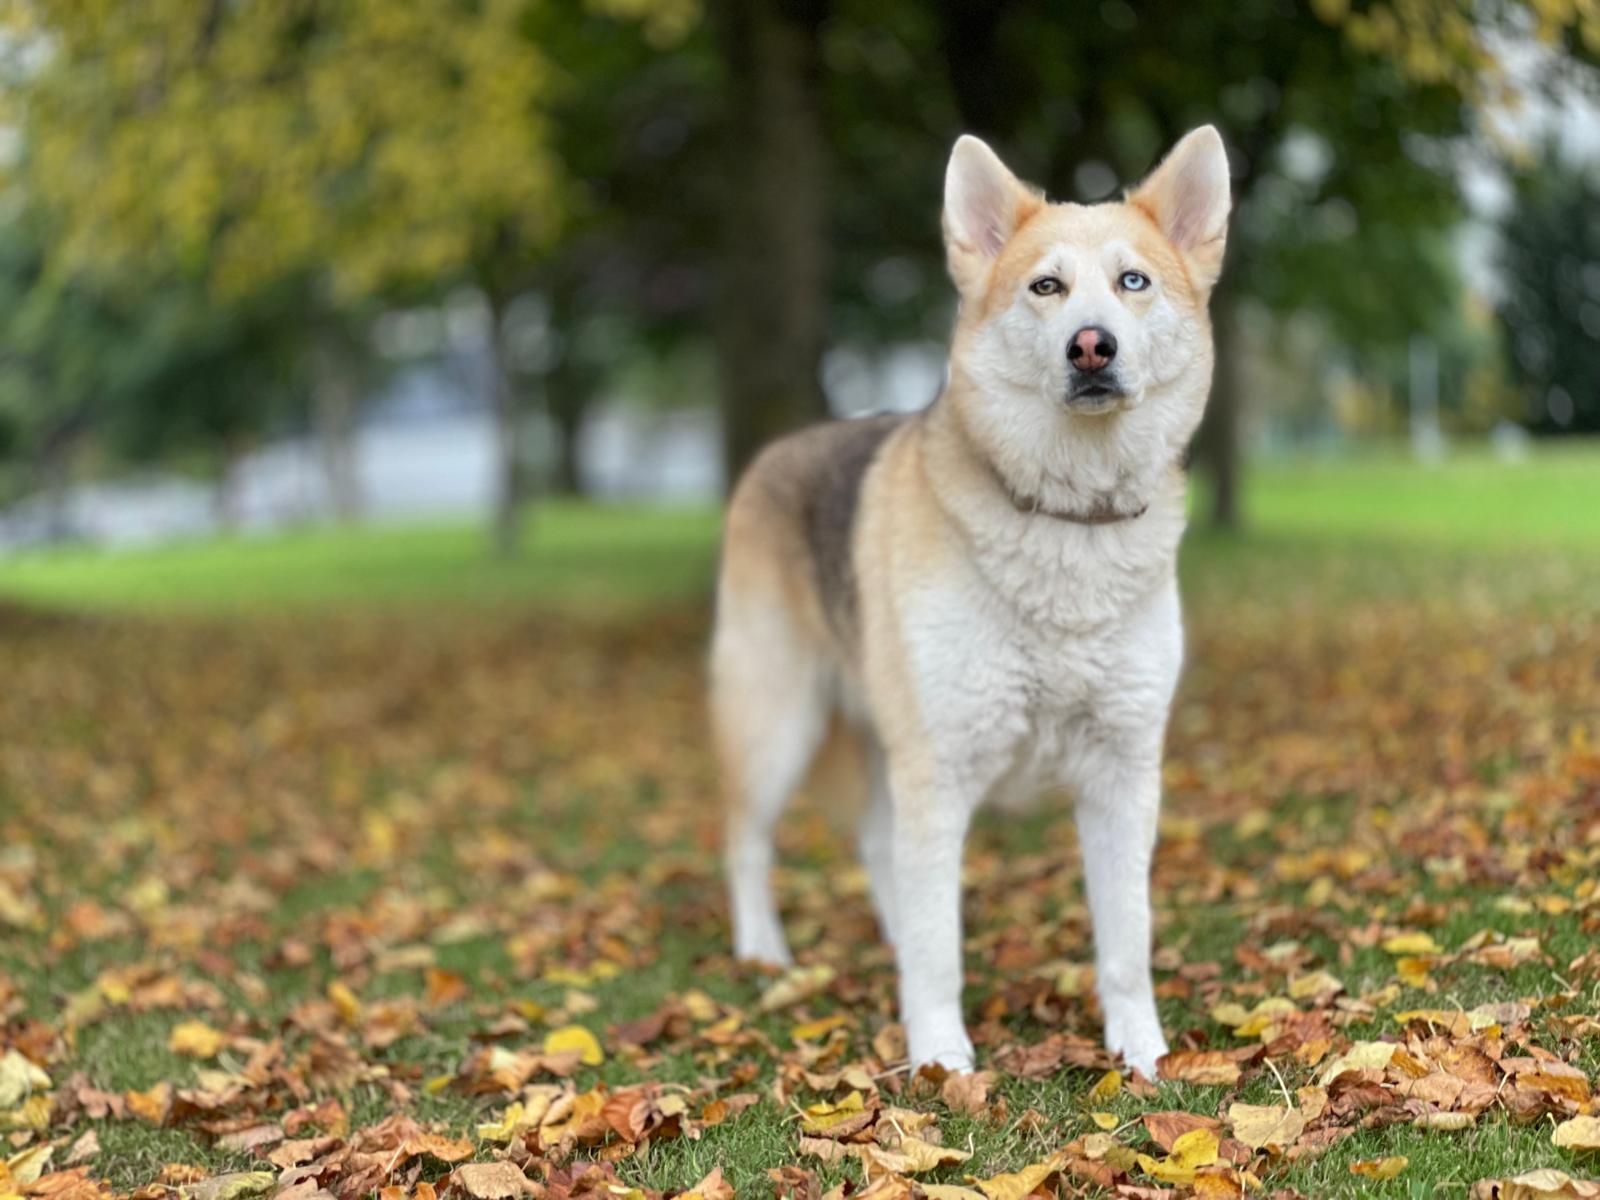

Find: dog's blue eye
<box><xmin>1120</xmin><ymin>271</ymin><xmax>1151</xmax><ymax>292</ymax></box>
<box><xmin>1029</xmin><ymin>276</ymin><xmax>1063</xmax><ymax>296</ymax></box>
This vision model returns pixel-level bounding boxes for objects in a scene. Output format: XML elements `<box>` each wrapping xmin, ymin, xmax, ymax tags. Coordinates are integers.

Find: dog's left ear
<box><xmin>1129</xmin><ymin>125</ymin><xmax>1231</xmax><ymax>291</ymax></box>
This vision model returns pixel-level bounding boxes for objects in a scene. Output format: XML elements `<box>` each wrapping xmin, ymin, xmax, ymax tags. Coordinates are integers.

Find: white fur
<box><xmin>719</xmin><ymin>128</ymin><xmax>1231</xmax><ymax>1081</ymax></box>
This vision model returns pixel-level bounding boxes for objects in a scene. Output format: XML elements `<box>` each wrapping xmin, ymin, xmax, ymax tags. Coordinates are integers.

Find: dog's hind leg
<box><xmin>857</xmin><ymin>742</ymin><xmax>898</xmax><ymax>947</ymax></box>
<box><xmin>712</xmin><ymin>611</ymin><xmax>828</xmax><ymax>968</ymax></box>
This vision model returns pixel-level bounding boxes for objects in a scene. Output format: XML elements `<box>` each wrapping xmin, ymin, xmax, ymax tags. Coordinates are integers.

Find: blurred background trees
<box><xmin>0</xmin><ymin>0</ymin><xmax>1595</xmax><ymax>552</ymax></box>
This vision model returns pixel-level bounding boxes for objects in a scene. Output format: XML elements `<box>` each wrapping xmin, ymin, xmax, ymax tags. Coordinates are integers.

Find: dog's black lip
<box><xmin>1065</xmin><ymin>381</ymin><xmax>1125</xmax><ymax>405</ymax></box>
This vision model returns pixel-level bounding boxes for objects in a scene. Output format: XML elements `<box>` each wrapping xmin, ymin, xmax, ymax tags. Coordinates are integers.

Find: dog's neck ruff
<box><xmin>987</xmin><ymin>461</ymin><xmax>1149</xmax><ymax>525</ymax></box>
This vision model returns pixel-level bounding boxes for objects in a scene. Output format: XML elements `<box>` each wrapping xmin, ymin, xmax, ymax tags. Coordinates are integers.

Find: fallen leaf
<box><xmin>1316</xmin><ymin>1040</ymin><xmax>1397</xmax><ymax>1085</ymax></box>
<box><xmin>680</xmin><ymin>1166</ymin><xmax>735</xmax><ymax>1200</ymax></box>
<box><xmin>449</xmin><ymin>1162</ymin><xmax>535</xmax><ymax>1199</ymax></box>
<box><xmin>168</xmin><ymin>1020</ymin><xmax>227</xmax><ymax>1058</ymax></box>
<box><xmin>758</xmin><ymin>965</ymin><xmax>836</xmax><ymax>1012</ymax></box>
<box><xmin>541</xmin><ymin>1024</ymin><xmax>604</xmax><ymax>1066</ymax></box>
<box><xmin>0</xmin><ymin>1052</ymin><xmax>50</xmax><ymax>1109</ymax></box>
<box><xmin>1350</xmin><ymin>1156</ymin><xmax>1408</xmax><ymax>1180</ymax></box>
<box><xmin>1159</xmin><ymin>1050</ymin><xmax>1241</xmax><ymax>1086</ymax></box>
<box><xmin>860</xmin><ymin>1135</ymin><xmax>972</xmax><ymax>1177</ymax></box>
<box><xmin>1382</xmin><ymin>932</ymin><xmax>1443</xmax><ymax>955</ymax></box>
<box><xmin>178</xmin><ymin>1172</ymin><xmax>277</xmax><ymax>1200</ymax></box>
<box><xmin>1227</xmin><ymin>1102</ymin><xmax>1305</xmax><ymax>1151</ymax></box>
<box><xmin>968</xmin><ymin>1155</ymin><xmax>1063</xmax><ymax>1200</ymax></box>
<box><xmin>1555</xmin><ymin>1115</ymin><xmax>1600</xmax><ymax>1151</ymax></box>
<box><xmin>1469</xmin><ymin>1170</ymin><xmax>1600</xmax><ymax>1199</ymax></box>
<box><xmin>1087</xmin><ymin>1069</ymin><xmax>1122</xmax><ymax>1104</ymax></box>
<box><xmin>1137</xmin><ymin>1128</ymin><xmax>1220</xmax><ymax>1184</ymax></box>
<box><xmin>5</xmin><ymin>1144</ymin><xmax>52</xmax><ymax>1186</ymax></box>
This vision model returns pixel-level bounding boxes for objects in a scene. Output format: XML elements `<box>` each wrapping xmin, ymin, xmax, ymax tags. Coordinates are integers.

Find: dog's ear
<box><xmin>943</xmin><ymin>135</ymin><xmax>1041</xmax><ymax>295</ymax></box>
<box><xmin>1129</xmin><ymin>125</ymin><xmax>1231</xmax><ymax>291</ymax></box>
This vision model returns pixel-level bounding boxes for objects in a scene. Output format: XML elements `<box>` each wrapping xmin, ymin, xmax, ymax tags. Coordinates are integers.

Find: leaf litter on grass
<box><xmin>0</xmin><ymin>591</ymin><xmax>1597</xmax><ymax>1198</ymax></box>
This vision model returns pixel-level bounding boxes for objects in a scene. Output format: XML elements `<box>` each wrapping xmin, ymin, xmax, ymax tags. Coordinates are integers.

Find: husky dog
<box><xmin>711</xmin><ymin>127</ymin><xmax>1230</xmax><ymax>1077</ymax></box>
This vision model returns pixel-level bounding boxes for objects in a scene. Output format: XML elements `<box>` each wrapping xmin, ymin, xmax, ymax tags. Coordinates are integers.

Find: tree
<box><xmin>2</xmin><ymin>0</ymin><xmax>588</xmax><ymax>551</ymax></box>
<box><xmin>1497</xmin><ymin>148</ymin><xmax>1600</xmax><ymax>432</ymax></box>
<box><xmin>731</xmin><ymin>0</ymin><xmax>1600</xmax><ymax>523</ymax></box>
<box><xmin>710</xmin><ymin>0</ymin><xmax>831</xmax><ymax>484</ymax></box>
<box><xmin>0</xmin><ymin>214</ymin><xmax>306</xmax><ymax>526</ymax></box>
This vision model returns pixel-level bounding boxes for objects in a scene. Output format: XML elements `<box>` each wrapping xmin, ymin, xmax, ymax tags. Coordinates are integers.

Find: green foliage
<box><xmin>1497</xmin><ymin>146</ymin><xmax>1600</xmax><ymax>432</ymax></box>
<box><xmin>5</xmin><ymin>0</ymin><xmax>566</xmax><ymax>301</ymax></box>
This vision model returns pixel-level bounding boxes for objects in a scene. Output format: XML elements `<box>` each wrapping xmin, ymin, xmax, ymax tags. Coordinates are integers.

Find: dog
<box><xmin>710</xmin><ymin>126</ymin><xmax>1230</xmax><ymax>1077</ymax></box>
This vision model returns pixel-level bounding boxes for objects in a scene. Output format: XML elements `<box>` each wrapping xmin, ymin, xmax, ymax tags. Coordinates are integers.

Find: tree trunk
<box><xmin>486</xmin><ymin>287</ymin><xmax>524</xmax><ymax>557</ymax></box>
<box><xmin>712</xmin><ymin>0</ymin><xmax>831</xmax><ymax>488</ymax></box>
<box><xmin>38</xmin><ymin>444</ymin><xmax>73</xmax><ymax>544</ymax></box>
<box><xmin>311</xmin><ymin>336</ymin><xmax>363</xmax><ymax>522</ymax></box>
<box><xmin>214</xmin><ymin>438</ymin><xmax>247</xmax><ymax>533</ymax></box>
<box><xmin>548</xmin><ymin>377</ymin><xmax>586</xmax><ymax>497</ymax></box>
<box><xmin>1194</xmin><ymin>292</ymin><xmax>1244</xmax><ymax>530</ymax></box>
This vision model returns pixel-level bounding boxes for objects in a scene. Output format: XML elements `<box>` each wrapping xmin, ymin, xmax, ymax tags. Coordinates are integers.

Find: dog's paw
<box><xmin>907</xmin><ymin>1024</ymin><xmax>976</xmax><ymax>1075</ymax></box>
<box><xmin>1106</xmin><ymin>1021</ymin><xmax>1168</xmax><ymax>1079</ymax></box>
<box><xmin>1103</xmin><ymin>1003</ymin><xmax>1167</xmax><ymax>1080</ymax></box>
<box><xmin>732</xmin><ymin>932</ymin><xmax>793</xmax><ymax>968</ymax></box>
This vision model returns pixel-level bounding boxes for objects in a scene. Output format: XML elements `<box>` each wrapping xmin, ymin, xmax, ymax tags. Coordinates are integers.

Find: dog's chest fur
<box><xmin>867</xmin><ymin>493</ymin><xmax>1186</xmax><ymax>809</ymax></box>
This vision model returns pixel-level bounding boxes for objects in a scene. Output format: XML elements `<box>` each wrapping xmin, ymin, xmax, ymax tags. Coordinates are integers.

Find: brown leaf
<box><xmin>1142</xmin><ymin>1111</ymin><xmax>1223</xmax><ymax>1152</ymax></box>
<box><xmin>448</xmin><ymin>1163</ymin><xmax>535</xmax><ymax>1200</ymax></box>
<box><xmin>1469</xmin><ymin>1171</ymin><xmax>1600</xmax><ymax>1200</ymax></box>
<box><xmin>1159</xmin><ymin>1050</ymin><xmax>1242</xmax><ymax>1086</ymax></box>
<box><xmin>940</xmin><ymin>1070</ymin><xmax>992</xmax><ymax>1115</ymax></box>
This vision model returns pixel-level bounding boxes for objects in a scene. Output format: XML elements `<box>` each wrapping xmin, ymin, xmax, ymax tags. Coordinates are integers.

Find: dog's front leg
<box><xmin>1072</xmin><ymin>747</ymin><xmax>1167</xmax><ymax>1078</ymax></box>
<box><xmin>892</xmin><ymin>785</ymin><xmax>975</xmax><ymax>1071</ymax></box>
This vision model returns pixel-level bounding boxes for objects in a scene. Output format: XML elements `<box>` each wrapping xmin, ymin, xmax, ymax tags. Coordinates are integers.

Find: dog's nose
<box><xmin>1068</xmin><ymin>326</ymin><xmax>1117</xmax><ymax>373</ymax></box>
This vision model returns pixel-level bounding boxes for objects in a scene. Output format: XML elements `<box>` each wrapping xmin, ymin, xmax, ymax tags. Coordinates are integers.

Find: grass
<box><xmin>4</xmin><ymin>440</ymin><xmax>1600</xmax><ymax>1197</ymax></box>
<box><xmin>0</xmin><ymin>500</ymin><xmax>721</xmax><ymax>614</ymax></box>
<box><xmin>1</xmin><ymin>440</ymin><xmax>1596</xmax><ymax>616</ymax></box>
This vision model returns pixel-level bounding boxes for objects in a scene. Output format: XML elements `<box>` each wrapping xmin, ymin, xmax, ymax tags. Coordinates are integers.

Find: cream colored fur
<box><xmin>712</xmin><ymin>127</ymin><xmax>1231</xmax><ymax>1078</ymax></box>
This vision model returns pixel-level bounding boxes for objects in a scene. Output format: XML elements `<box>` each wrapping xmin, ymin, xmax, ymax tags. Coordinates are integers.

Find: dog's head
<box><xmin>941</xmin><ymin>128</ymin><xmax>1230</xmax><ymax>474</ymax></box>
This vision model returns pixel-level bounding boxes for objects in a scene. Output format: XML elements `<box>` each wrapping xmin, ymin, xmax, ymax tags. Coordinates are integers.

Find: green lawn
<box><xmin>2</xmin><ymin>442</ymin><xmax>1597</xmax><ymax>616</ymax></box>
<box><xmin>3</xmin><ymin>442</ymin><xmax>1600</xmax><ymax>1200</ymax></box>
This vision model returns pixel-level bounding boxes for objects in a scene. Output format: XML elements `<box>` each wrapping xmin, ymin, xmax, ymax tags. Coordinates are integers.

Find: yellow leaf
<box><xmin>1087</xmin><ymin>1069</ymin><xmax>1122</xmax><ymax>1104</ymax></box>
<box><xmin>4</xmin><ymin>1144</ymin><xmax>51</xmax><ymax>1187</ymax></box>
<box><xmin>799</xmin><ymin>1090</ymin><xmax>865</xmax><ymax>1134</ymax></box>
<box><xmin>860</xmin><ymin>1135</ymin><xmax>971</xmax><ymax>1177</ymax></box>
<box><xmin>1227</xmin><ymin>1102</ymin><xmax>1305</xmax><ymax>1151</ymax></box>
<box><xmin>1090</xmin><ymin>1111</ymin><xmax>1120</xmax><ymax>1130</ymax></box>
<box><xmin>1316</xmin><ymin>1040</ymin><xmax>1397</xmax><ymax>1085</ymax></box>
<box><xmin>542</xmin><ymin>1024</ymin><xmax>604</xmax><ymax>1066</ymax></box>
<box><xmin>328</xmin><ymin>980</ymin><xmax>362</xmax><ymax>1025</ymax></box>
<box><xmin>1138</xmin><ymin>1128</ymin><xmax>1220</xmax><ymax>1184</ymax></box>
<box><xmin>758</xmin><ymin>964</ymin><xmax>836</xmax><ymax>1012</ymax></box>
<box><xmin>1287</xmin><ymin>970</ymin><xmax>1344</xmax><ymax>999</ymax></box>
<box><xmin>477</xmin><ymin>1101</ymin><xmax>527</xmax><ymax>1143</ymax></box>
<box><xmin>1553</xmin><ymin>1114</ymin><xmax>1600</xmax><ymax>1151</ymax></box>
<box><xmin>1350</xmin><ymin>1156</ymin><xmax>1408</xmax><ymax>1179</ymax></box>
<box><xmin>0</xmin><ymin>1052</ymin><xmax>50</xmax><ymax>1109</ymax></box>
<box><xmin>968</xmin><ymin>1153</ymin><xmax>1064</xmax><ymax>1200</ymax></box>
<box><xmin>168</xmin><ymin>1020</ymin><xmax>227</xmax><ymax>1058</ymax></box>
<box><xmin>0</xmin><ymin>1095</ymin><xmax>50</xmax><ymax>1132</ymax></box>
<box><xmin>179</xmin><ymin>1171</ymin><xmax>277</xmax><ymax>1200</ymax></box>
<box><xmin>791</xmin><ymin>1014</ymin><xmax>850</xmax><ymax>1042</ymax></box>
<box><xmin>1382</xmin><ymin>932</ymin><xmax>1442</xmax><ymax>955</ymax></box>
<box><xmin>1396</xmin><ymin>956</ymin><xmax>1433</xmax><ymax>987</ymax></box>
<box><xmin>1416</xmin><ymin>1111</ymin><xmax>1474</xmax><ymax>1130</ymax></box>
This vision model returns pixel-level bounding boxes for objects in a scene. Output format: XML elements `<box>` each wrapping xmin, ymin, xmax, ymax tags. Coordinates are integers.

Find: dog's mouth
<box><xmin>1064</xmin><ymin>378</ymin><xmax>1128</xmax><ymax>413</ymax></box>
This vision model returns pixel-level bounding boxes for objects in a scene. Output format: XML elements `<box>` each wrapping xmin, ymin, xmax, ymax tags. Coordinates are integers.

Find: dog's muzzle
<box><xmin>1064</xmin><ymin>374</ymin><xmax>1128</xmax><ymax>412</ymax></box>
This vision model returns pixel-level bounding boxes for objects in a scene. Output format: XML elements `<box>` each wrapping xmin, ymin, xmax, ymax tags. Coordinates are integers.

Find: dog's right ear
<box><xmin>943</xmin><ymin>135</ymin><xmax>1041</xmax><ymax>295</ymax></box>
